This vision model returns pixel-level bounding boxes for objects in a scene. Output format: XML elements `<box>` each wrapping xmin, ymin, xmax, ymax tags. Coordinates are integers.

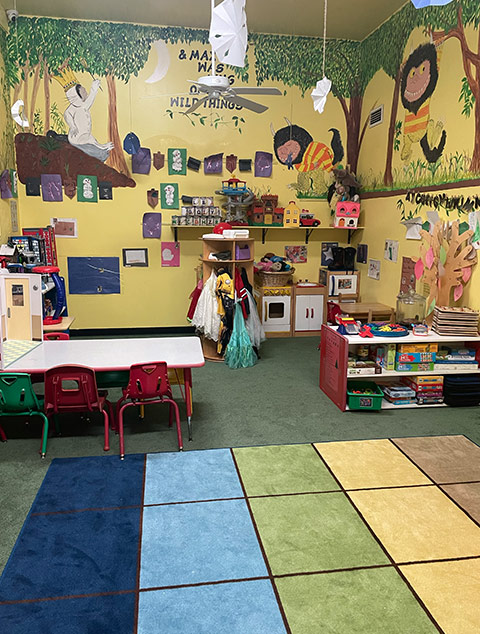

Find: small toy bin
<box><xmin>347</xmin><ymin>381</ymin><xmax>384</xmax><ymax>411</ymax></box>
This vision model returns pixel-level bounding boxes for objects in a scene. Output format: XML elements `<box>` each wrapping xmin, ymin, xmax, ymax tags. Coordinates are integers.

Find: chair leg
<box><xmin>0</xmin><ymin>423</ymin><xmax>6</xmax><ymax>443</ymax></box>
<box><xmin>139</xmin><ymin>404</ymin><xmax>145</xmax><ymax>419</ymax></box>
<box><xmin>39</xmin><ymin>414</ymin><xmax>49</xmax><ymax>459</ymax></box>
<box><xmin>168</xmin><ymin>403</ymin><xmax>173</xmax><ymax>428</ymax></box>
<box><xmin>107</xmin><ymin>400</ymin><xmax>116</xmax><ymax>432</ymax></box>
<box><xmin>115</xmin><ymin>399</ymin><xmax>125</xmax><ymax>434</ymax></box>
<box><xmin>53</xmin><ymin>413</ymin><xmax>61</xmax><ymax>436</ymax></box>
<box><xmin>167</xmin><ymin>399</ymin><xmax>183</xmax><ymax>452</ymax></box>
<box><xmin>102</xmin><ymin>409</ymin><xmax>110</xmax><ymax>452</ymax></box>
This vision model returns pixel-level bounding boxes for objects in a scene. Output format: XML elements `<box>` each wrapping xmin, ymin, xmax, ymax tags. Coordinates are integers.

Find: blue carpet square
<box><xmin>0</xmin><ymin>592</ymin><xmax>136</xmax><ymax>634</ymax></box>
<box><xmin>0</xmin><ymin>508</ymin><xmax>140</xmax><ymax>601</ymax></box>
<box><xmin>31</xmin><ymin>454</ymin><xmax>145</xmax><ymax>513</ymax></box>
<box><xmin>137</xmin><ymin>580</ymin><xmax>287</xmax><ymax>634</ymax></box>
<box><xmin>140</xmin><ymin>499</ymin><xmax>267</xmax><ymax>588</ymax></box>
<box><xmin>144</xmin><ymin>449</ymin><xmax>243</xmax><ymax>504</ymax></box>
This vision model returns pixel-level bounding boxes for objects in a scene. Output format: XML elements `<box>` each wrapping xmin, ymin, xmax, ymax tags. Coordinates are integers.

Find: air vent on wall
<box><xmin>369</xmin><ymin>105</ymin><xmax>384</xmax><ymax>128</ymax></box>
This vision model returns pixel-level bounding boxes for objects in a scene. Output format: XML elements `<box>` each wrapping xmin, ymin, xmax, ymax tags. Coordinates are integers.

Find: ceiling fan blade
<box><xmin>224</xmin><ymin>94</ymin><xmax>268</xmax><ymax>114</ymax></box>
<box><xmin>184</xmin><ymin>95</ymin><xmax>209</xmax><ymax>115</ymax></box>
<box><xmin>230</xmin><ymin>87</ymin><xmax>282</xmax><ymax>95</ymax></box>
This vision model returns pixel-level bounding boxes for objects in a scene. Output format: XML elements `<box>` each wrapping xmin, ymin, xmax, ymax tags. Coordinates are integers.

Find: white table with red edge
<box><xmin>6</xmin><ymin>336</ymin><xmax>205</xmax><ymax>440</ymax></box>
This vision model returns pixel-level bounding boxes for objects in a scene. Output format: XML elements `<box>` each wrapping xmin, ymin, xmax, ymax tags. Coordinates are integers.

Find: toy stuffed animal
<box><xmin>327</xmin><ymin>166</ymin><xmax>360</xmax><ymax>214</ymax></box>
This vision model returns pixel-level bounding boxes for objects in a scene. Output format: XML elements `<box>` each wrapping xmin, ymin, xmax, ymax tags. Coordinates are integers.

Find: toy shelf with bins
<box><xmin>319</xmin><ymin>324</ymin><xmax>480</xmax><ymax>411</ymax></box>
<box><xmin>200</xmin><ymin>237</ymin><xmax>255</xmax><ymax>362</ymax></box>
<box><xmin>170</xmin><ymin>225</ymin><xmax>364</xmax><ymax>244</ymax></box>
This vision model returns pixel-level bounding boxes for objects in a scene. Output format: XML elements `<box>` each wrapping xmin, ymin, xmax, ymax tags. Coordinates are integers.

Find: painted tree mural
<box><xmin>6</xmin><ymin>18</ymin><xmax>209</xmax><ymax>177</ymax></box>
<box><xmin>362</xmin><ymin>3</ymin><xmax>420</xmax><ymax>187</ymax></box>
<box><xmin>250</xmin><ymin>34</ymin><xmax>373</xmax><ymax>173</ymax></box>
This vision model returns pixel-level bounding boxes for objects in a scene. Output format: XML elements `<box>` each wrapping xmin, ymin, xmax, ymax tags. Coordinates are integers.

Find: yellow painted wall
<box><xmin>16</xmin><ymin>32</ymin><xmax>346</xmax><ymax>329</ymax></box>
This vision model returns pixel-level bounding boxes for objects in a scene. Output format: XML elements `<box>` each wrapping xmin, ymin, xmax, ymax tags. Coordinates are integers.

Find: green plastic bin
<box><xmin>347</xmin><ymin>381</ymin><xmax>384</xmax><ymax>411</ymax></box>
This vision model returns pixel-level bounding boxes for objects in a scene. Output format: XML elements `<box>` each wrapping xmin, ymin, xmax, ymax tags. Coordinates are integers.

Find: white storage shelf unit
<box><xmin>319</xmin><ymin>325</ymin><xmax>480</xmax><ymax>411</ymax></box>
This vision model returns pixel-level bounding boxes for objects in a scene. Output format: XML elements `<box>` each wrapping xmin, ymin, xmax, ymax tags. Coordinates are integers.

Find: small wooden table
<box><xmin>43</xmin><ymin>316</ymin><xmax>76</xmax><ymax>332</ymax></box>
<box><xmin>338</xmin><ymin>302</ymin><xmax>395</xmax><ymax>322</ymax></box>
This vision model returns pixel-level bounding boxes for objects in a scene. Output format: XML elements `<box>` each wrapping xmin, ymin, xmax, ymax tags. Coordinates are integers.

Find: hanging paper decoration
<box><xmin>123</xmin><ymin>132</ymin><xmax>140</xmax><ymax>155</ymax></box>
<box><xmin>411</xmin><ymin>0</ymin><xmax>454</xmax><ymax>8</ymax></box>
<box><xmin>226</xmin><ymin>154</ymin><xmax>237</xmax><ymax>173</ymax></box>
<box><xmin>77</xmin><ymin>175</ymin><xmax>97</xmax><ymax>202</ymax></box>
<box><xmin>414</xmin><ymin>258</ymin><xmax>424</xmax><ymax>280</ymax></box>
<box><xmin>425</xmin><ymin>247</ymin><xmax>435</xmax><ymax>269</ymax></box>
<box><xmin>147</xmin><ymin>188</ymin><xmax>159</xmax><ymax>209</ymax></box>
<box><xmin>311</xmin><ymin>77</ymin><xmax>332</xmax><ymax>114</ymax></box>
<box><xmin>254</xmin><ymin>151</ymin><xmax>273</xmax><ymax>177</ymax></box>
<box><xmin>0</xmin><ymin>170</ymin><xmax>13</xmax><ymax>199</ymax></box>
<box><xmin>204</xmin><ymin>153</ymin><xmax>223</xmax><ymax>174</ymax></box>
<box><xmin>209</xmin><ymin>0</ymin><xmax>248</xmax><ymax>68</ymax></box>
<box><xmin>473</xmin><ymin>220</ymin><xmax>480</xmax><ymax>244</ymax></box>
<box><xmin>42</xmin><ymin>174</ymin><xmax>63</xmax><ymax>202</ymax></box>
<box><xmin>11</xmin><ymin>99</ymin><xmax>29</xmax><ymax>128</ymax></box>
<box><xmin>98</xmin><ymin>181</ymin><xmax>113</xmax><ymax>200</ymax></box>
<box><xmin>153</xmin><ymin>152</ymin><xmax>165</xmax><ymax>170</ymax></box>
<box><xmin>187</xmin><ymin>157</ymin><xmax>201</xmax><ymax>172</ymax></box>
<box><xmin>462</xmin><ymin>267</ymin><xmax>472</xmax><ymax>283</ymax></box>
<box><xmin>453</xmin><ymin>284</ymin><xmax>464</xmax><ymax>302</ymax></box>
<box><xmin>143</xmin><ymin>212</ymin><xmax>162</xmax><ymax>238</ymax></box>
<box><xmin>168</xmin><ymin>148</ymin><xmax>187</xmax><ymax>175</ymax></box>
<box><xmin>239</xmin><ymin>159</ymin><xmax>251</xmax><ymax>172</ymax></box>
<box><xmin>439</xmin><ymin>245</ymin><xmax>447</xmax><ymax>265</ymax></box>
<box><xmin>26</xmin><ymin>177</ymin><xmax>41</xmax><ymax>197</ymax></box>
<box><xmin>438</xmin><ymin>261</ymin><xmax>445</xmax><ymax>278</ymax></box>
<box><xmin>132</xmin><ymin>148</ymin><xmax>152</xmax><ymax>175</ymax></box>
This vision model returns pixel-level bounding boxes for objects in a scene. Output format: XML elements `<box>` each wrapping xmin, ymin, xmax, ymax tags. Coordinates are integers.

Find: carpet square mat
<box><xmin>3</xmin><ymin>339</ymin><xmax>41</xmax><ymax>368</ymax></box>
<box><xmin>1</xmin><ymin>435</ymin><xmax>480</xmax><ymax>633</ymax></box>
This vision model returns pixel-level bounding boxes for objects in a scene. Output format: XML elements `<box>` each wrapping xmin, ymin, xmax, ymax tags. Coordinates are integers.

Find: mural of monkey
<box><xmin>400</xmin><ymin>42</ymin><xmax>446</xmax><ymax>164</ymax></box>
<box><xmin>272</xmin><ymin>119</ymin><xmax>344</xmax><ymax>172</ymax></box>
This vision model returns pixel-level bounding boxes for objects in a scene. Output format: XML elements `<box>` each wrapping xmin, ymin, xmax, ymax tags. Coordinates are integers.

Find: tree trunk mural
<box><xmin>29</xmin><ymin>62</ymin><xmax>41</xmax><ymax>125</ymax></box>
<box><xmin>337</xmin><ymin>94</ymin><xmax>363</xmax><ymax>173</ymax></box>
<box><xmin>44</xmin><ymin>62</ymin><xmax>50</xmax><ymax>132</ymax></box>
<box><xmin>105</xmin><ymin>73</ymin><xmax>130</xmax><ymax>177</ymax></box>
<box><xmin>383</xmin><ymin>69</ymin><xmax>402</xmax><ymax>187</ymax></box>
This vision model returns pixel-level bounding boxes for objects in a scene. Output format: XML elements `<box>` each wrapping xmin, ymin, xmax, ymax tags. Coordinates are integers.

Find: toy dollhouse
<box><xmin>284</xmin><ymin>201</ymin><xmax>301</xmax><ymax>227</ymax></box>
<box><xmin>334</xmin><ymin>201</ymin><xmax>360</xmax><ymax>228</ymax></box>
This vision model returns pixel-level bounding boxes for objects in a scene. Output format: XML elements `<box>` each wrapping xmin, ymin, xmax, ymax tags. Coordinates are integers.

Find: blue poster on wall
<box><xmin>68</xmin><ymin>257</ymin><xmax>121</xmax><ymax>294</ymax></box>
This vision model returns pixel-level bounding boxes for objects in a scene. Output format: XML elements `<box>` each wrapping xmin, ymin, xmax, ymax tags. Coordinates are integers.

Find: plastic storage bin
<box><xmin>347</xmin><ymin>380</ymin><xmax>384</xmax><ymax>411</ymax></box>
<box><xmin>235</xmin><ymin>244</ymin><xmax>251</xmax><ymax>260</ymax></box>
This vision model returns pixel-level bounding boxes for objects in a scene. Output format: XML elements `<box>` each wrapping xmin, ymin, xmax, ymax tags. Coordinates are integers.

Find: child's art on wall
<box><xmin>77</xmin><ymin>175</ymin><xmax>98</xmax><ymax>202</ymax></box>
<box><xmin>255</xmin><ymin>151</ymin><xmax>273</xmax><ymax>178</ymax></box>
<box><xmin>26</xmin><ymin>177</ymin><xmax>41</xmax><ymax>197</ymax></box>
<box><xmin>161</xmin><ymin>242</ymin><xmax>180</xmax><ymax>267</ymax></box>
<box><xmin>368</xmin><ymin>259</ymin><xmax>381</xmax><ymax>280</ymax></box>
<box><xmin>285</xmin><ymin>245</ymin><xmax>307</xmax><ymax>263</ymax></box>
<box><xmin>143</xmin><ymin>213</ymin><xmax>162</xmax><ymax>238</ymax></box>
<box><xmin>51</xmin><ymin>217</ymin><xmax>78</xmax><ymax>238</ymax></box>
<box><xmin>41</xmin><ymin>174</ymin><xmax>63</xmax><ymax>202</ymax></box>
<box><xmin>400</xmin><ymin>257</ymin><xmax>416</xmax><ymax>293</ymax></box>
<box><xmin>153</xmin><ymin>152</ymin><xmax>165</xmax><ymax>170</ymax></box>
<box><xmin>356</xmin><ymin>244</ymin><xmax>368</xmax><ymax>264</ymax></box>
<box><xmin>122</xmin><ymin>248</ymin><xmax>148</xmax><ymax>267</ymax></box>
<box><xmin>384</xmin><ymin>239</ymin><xmax>399</xmax><ymax>263</ymax></box>
<box><xmin>132</xmin><ymin>148</ymin><xmax>152</xmax><ymax>175</ymax></box>
<box><xmin>204</xmin><ymin>153</ymin><xmax>223</xmax><ymax>174</ymax></box>
<box><xmin>147</xmin><ymin>188</ymin><xmax>159</xmax><ymax>209</ymax></box>
<box><xmin>10</xmin><ymin>200</ymin><xmax>18</xmax><ymax>233</ymax></box>
<box><xmin>168</xmin><ymin>149</ymin><xmax>187</xmax><ymax>175</ymax></box>
<box><xmin>68</xmin><ymin>257</ymin><xmax>120</xmax><ymax>294</ymax></box>
<box><xmin>99</xmin><ymin>181</ymin><xmax>113</xmax><ymax>200</ymax></box>
<box><xmin>160</xmin><ymin>183</ymin><xmax>179</xmax><ymax>209</ymax></box>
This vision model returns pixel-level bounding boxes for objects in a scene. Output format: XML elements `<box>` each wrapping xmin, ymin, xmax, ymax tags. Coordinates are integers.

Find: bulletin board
<box><xmin>68</xmin><ymin>257</ymin><xmax>121</xmax><ymax>294</ymax></box>
<box><xmin>319</xmin><ymin>324</ymin><xmax>348</xmax><ymax>411</ymax></box>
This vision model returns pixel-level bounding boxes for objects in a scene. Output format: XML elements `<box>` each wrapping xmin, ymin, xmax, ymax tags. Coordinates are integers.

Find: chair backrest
<box><xmin>0</xmin><ymin>373</ymin><xmax>41</xmax><ymax>413</ymax></box>
<box><xmin>124</xmin><ymin>362</ymin><xmax>172</xmax><ymax>401</ymax></box>
<box><xmin>44</xmin><ymin>332</ymin><xmax>70</xmax><ymax>341</ymax></box>
<box><xmin>44</xmin><ymin>365</ymin><xmax>100</xmax><ymax>415</ymax></box>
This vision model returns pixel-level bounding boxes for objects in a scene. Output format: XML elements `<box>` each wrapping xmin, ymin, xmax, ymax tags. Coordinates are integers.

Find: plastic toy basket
<box><xmin>347</xmin><ymin>380</ymin><xmax>384</xmax><ymax>411</ymax></box>
<box><xmin>257</xmin><ymin>267</ymin><xmax>295</xmax><ymax>287</ymax></box>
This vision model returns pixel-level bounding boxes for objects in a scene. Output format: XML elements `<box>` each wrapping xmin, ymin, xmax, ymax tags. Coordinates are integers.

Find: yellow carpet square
<box><xmin>349</xmin><ymin>486</ymin><xmax>480</xmax><ymax>562</ymax></box>
<box><xmin>314</xmin><ymin>439</ymin><xmax>431</xmax><ymax>489</ymax></box>
<box><xmin>400</xmin><ymin>559</ymin><xmax>480</xmax><ymax>634</ymax></box>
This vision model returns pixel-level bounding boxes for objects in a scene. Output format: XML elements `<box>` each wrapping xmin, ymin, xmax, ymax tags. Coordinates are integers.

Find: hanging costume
<box><xmin>187</xmin><ymin>279</ymin><xmax>203</xmax><ymax>321</ymax></box>
<box><xmin>191</xmin><ymin>272</ymin><xmax>221</xmax><ymax>341</ymax></box>
<box><xmin>216</xmin><ymin>269</ymin><xmax>235</xmax><ymax>355</ymax></box>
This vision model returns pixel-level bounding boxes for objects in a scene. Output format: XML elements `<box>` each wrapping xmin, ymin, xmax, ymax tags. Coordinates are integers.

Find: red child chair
<box><xmin>116</xmin><ymin>361</ymin><xmax>183</xmax><ymax>459</ymax></box>
<box><xmin>44</xmin><ymin>332</ymin><xmax>70</xmax><ymax>340</ymax></box>
<box><xmin>44</xmin><ymin>365</ymin><xmax>113</xmax><ymax>451</ymax></box>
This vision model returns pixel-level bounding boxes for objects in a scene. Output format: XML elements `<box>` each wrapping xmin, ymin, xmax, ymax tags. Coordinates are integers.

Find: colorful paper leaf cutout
<box><xmin>459</xmin><ymin>221</ymin><xmax>470</xmax><ymax>235</ymax></box>
<box><xmin>426</xmin><ymin>298</ymin><xmax>436</xmax><ymax>316</ymax></box>
<box><xmin>453</xmin><ymin>284</ymin><xmax>464</xmax><ymax>302</ymax></box>
<box><xmin>462</xmin><ymin>267</ymin><xmax>472</xmax><ymax>283</ymax></box>
<box><xmin>425</xmin><ymin>247</ymin><xmax>435</xmax><ymax>269</ymax></box>
<box><xmin>474</xmin><ymin>220</ymin><xmax>480</xmax><ymax>243</ymax></box>
<box><xmin>439</xmin><ymin>245</ymin><xmax>447</xmax><ymax>265</ymax></box>
<box><xmin>414</xmin><ymin>258</ymin><xmax>424</xmax><ymax>279</ymax></box>
<box><xmin>438</xmin><ymin>261</ymin><xmax>445</xmax><ymax>278</ymax></box>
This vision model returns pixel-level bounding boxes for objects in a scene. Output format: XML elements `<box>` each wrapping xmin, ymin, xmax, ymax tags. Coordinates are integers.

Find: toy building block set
<box><xmin>171</xmin><ymin>197</ymin><xmax>223</xmax><ymax>226</ymax></box>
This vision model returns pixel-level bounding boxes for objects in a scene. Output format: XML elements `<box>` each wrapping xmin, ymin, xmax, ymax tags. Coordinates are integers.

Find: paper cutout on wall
<box><xmin>9</xmin><ymin>170</ymin><xmax>17</xmax><ymax>198</ymax></box>
<box><xmin>400</xmin><ymin>257</ymin><xmax>416</xmax><ymax>293</ymax></box>
<box><xmin>0</xmin><ymin>170</ymin><xmax>13</xmax><ymax>199</ymax></box>
<box><xmin>10</xmin><ymin>200</ymin><xmax>18</xmax><ymax>232</ymax></box>
<box><xmin>64</xmin><ymin>179</ymin><xmax>76</xmax><ymax>199</ymax></box>
<box><xmin>26</xmin><ymin>177</ymin><xmax>41</xmax><ymax>196</ymax></box>
<box><xmin>226</xmin><ymin>154</ymin><xmax>237</xmax><ymax>173</ymax></box>
<box><xmin>254</xmin><ymin>151</ymin><xmax>273</xmax><ymax>177</ymax></box>
<box><xmin>368</xmin><ymin>259</ymin><xmax>381</xmax><ymax>280</ymax></box>
<box><xmin>401</xmin><ymin>216</ymin><xmax>423</xmax><ymax>240</ymax></box>
<box><xmin>143</xmin><ymin>212</ymin><xmax>162</xmax><ymax>238</ymax></box>
<box><xmin>414</xmin><ymin>258</ymin><xmax>424</xmax><ymax>280</ymax></box>
<box><xmin>132</xmin><ymin>147</ymin><xmax>152</xmax><ymax>174</ymax></box>
<box><xmin>285</xmin><ymin>245</ymin><xmax>307</xmax><ymax>263</ymax></box>
<box><xmin>147</xmin><ymin>188</ymin><xmax>159</xmax><ymax>209</ymax></box>
<box><xmin>439</xmin><ymin>245</ymin><xmax>447</xmax><ymax>265</ymax></box>
<box><xmin>356</xmin><ymin>243</ymin><xmax>368</xmax><ymax>264</ymax></box>
<box><xmin>462</xmin><ymin>267</ymin><xmax>472</xmax><ymax>283</ymax></box>
<box><xmin>51</xmin><ymin>217</ymin><xmax>77</xmax><ymax>238</ymax></box>
<box><xmin>239</xmin><ymin>159</ymin><xmax>252</xmax><ymax>172</ymax></box>
<box><xmin>68</xmin><ymin>257</ymin><xmax>120</xmax><ymax>294</ymax></box>
<box><xmin>161</xmin><ymin>241</ymin><xmax>180</xmax><ymax>267</ymax></box>
<box><xmin>187</xmin><ymin>157</ymin><xmax>201</xmax><ymax>171</ymax></box>
<box><xmin>204</xmin><ymin>153</ymin><xmax>223</xmax><ymax>174</ymax></box>
<box><xmin>123</xmin><ymin>132</ymin><xmax>140</xmax><ymax>155</ymax></box>
<box><xmin>123</xmin><ymin>248</ymin><xmax>148</xmax><ymax>267</ymax></box>
<box><xmin>453</xmin><ymin>284</ymin><xmax>463</xmax><ymax>302</ymax></box>
<box><xmin>99</xmin><ymin>181</ymin><xmax>113</xmax><ymax>200</ymax></box>
<box><xmin>160</xmin><ymin>183</ymin><xmax>179</xmax><ymax>209</ymax></box>
<box><xmin>468</xmin><ymin>211</ymin><xmax>480</xmax><ymax>249</ymax></box>
<box><xmin>209</xmin><ymin>0</ymin><xmax>248</xmax><ymax>68</ymax></box>
<box><xmin>77</xmin><ymin>175</ymin><xmax>98</xmax><ymax>202</ymax></box>
<box><xmin>384</xmin><ymin>239</ymin><xmax>398</xmax><ymax>263</ymax></box>
<box><xmin>153</xmin><ymin>152</ymin><xmax>165</xmax><ymax>170</ymax></box>
<box><xmin>425</xmin><ymin>247</ymin><xmax>435</xmax><ymax>269</ymax></box>
<box><xmin>311</xmin><ymin>77</ymin><xmax>332</xmax><ymax>114</ymax></box>
<box><xmin>426</xmin><ymin>210</ymin><xmax>441</xmax><ymax>233</ymax></box>
<box><xmin>145</xmin><ymin>40</ymin><xmax>171</xmax><ymax>83</ymax></box>
<box><xmin>11</xmin><ymin>99</ymin><xmax>29</xmax><ymax>128</ymax></box>
<box><xmin>41</xmin><ymin>174</ymin><xmax>63</xmax><ymax>202</ymax></box>
<box><xmin>168</xmin><ymin>148</ymin><xmax>187</xmax><ymax>175</ymax></box>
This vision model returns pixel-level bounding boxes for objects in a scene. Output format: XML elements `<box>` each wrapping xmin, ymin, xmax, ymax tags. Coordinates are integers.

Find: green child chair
<box><xmin>0</xmin><ymin>373</ymin><xmax>49</xmax><ymax>458</ymax></box>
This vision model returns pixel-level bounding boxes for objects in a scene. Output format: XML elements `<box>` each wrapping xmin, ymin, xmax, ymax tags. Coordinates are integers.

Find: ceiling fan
<box><xmin>184</xmin><ymin>0</ymin><xmax>282</xmax><ymax>115</ymax></box>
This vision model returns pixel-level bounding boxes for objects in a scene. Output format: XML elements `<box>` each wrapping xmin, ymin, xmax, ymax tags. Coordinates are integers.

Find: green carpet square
<box><xmin>250</xmin><ymin>493</ymin><xmax>388</xmax><ymax>575</ymax></box>
<box><xmin>233</xmin><ymin>444</ymin><xmax>339</xmax><ymax>496</ymax></box>
<box><xmin>276</xmin><ymin>567</ymin><xmax>438</xmax><ymax>634</ymax></box>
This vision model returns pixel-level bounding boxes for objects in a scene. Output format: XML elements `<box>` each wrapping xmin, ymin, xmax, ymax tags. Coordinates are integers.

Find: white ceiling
<box><xmin>14</xmin><ymin>0</ymin><xmax>408</xmax><ymax>41</ymax></box>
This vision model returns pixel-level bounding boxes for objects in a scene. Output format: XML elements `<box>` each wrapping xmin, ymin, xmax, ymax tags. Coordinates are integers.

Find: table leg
<box><xmin>183</xmin><ymin>367</ymin><xmax>193</xmax><ymax>441</ymax></box>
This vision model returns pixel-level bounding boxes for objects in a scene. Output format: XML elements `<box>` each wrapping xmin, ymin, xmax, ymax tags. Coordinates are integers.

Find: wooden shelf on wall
<box><xmin>170</xmin><ymin>225</ymin><xmax>364</xmax><ymax>244</ymax></box>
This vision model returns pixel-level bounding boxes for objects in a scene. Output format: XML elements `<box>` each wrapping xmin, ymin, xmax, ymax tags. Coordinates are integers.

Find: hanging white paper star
<box><xmin>311</xmin><ymin>77</ymin><xmax>331</xmax><ymax>114</ymax></box>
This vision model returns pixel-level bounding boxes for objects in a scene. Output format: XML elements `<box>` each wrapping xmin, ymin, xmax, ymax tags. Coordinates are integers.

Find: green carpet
<box><xmin>1</xmin><ymin>336</ymin><xmax>479</xmax><ymax>573</ymax></box>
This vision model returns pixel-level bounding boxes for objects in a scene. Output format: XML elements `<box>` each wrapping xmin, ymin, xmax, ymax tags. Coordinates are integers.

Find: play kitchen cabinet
<box><xmin>255</xmin><ymin>285</ymin><xmax>292</xmax><ymax>336</ymax></box>
<box><xmin>293</xmin><ymin>284</ymin><xmax>327</xmax><ymax>335</ymax></box>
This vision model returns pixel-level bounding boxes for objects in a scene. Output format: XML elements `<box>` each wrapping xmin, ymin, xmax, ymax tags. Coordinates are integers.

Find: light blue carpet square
<box><xmin>137</xmin><ymin>580</ymin><xmax>287</xmax><ymax>634</ymax></box>
<box><xmin>144</xmin><ymin>449</ymin><xmax>243</xmax><ymax>504</ymax></box>
<box><xmin>140</xmin><ymin>499</ymin><xmax>267</xmax><ymax>588</ymax></box>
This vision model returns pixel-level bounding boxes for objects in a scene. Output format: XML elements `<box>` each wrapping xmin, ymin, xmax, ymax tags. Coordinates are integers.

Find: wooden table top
<box><xmin>338</xmin><ymin>302</ymin><xmax>394</xmax><ymax>314</ymax></box>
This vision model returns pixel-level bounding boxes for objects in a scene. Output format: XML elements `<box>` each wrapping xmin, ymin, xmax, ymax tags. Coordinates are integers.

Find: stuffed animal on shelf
<box><xmin>327</xmin><ymin>166</ymin><xmax>361</xmax><ymax>214</ymax></box>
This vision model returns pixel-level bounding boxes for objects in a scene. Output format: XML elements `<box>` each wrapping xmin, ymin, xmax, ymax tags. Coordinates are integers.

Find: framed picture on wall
<box><xmin>122</xmin><ymin>248</ymin><xmax>149</xmax><ymax>267</ymax></box>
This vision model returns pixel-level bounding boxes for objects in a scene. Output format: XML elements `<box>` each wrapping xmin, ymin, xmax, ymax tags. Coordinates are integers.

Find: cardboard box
<box><xmin>398</xmin><ymin>343</ymin><xmax>438</xmax><ymax>353</ymax></box>
<box><xmin>395</xmin><ymin>362</ymin><xmax>435</xmax><ymax>372</ymax></box>
<box><xmin>402</xmin><ymin>375</ymin><xmax>444</xmax><ymax>386</ymax></box>
<box><xmin>396</xmin><ymin>352</ymin><xmax>436</xmax><ymax>363</ymax></box>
